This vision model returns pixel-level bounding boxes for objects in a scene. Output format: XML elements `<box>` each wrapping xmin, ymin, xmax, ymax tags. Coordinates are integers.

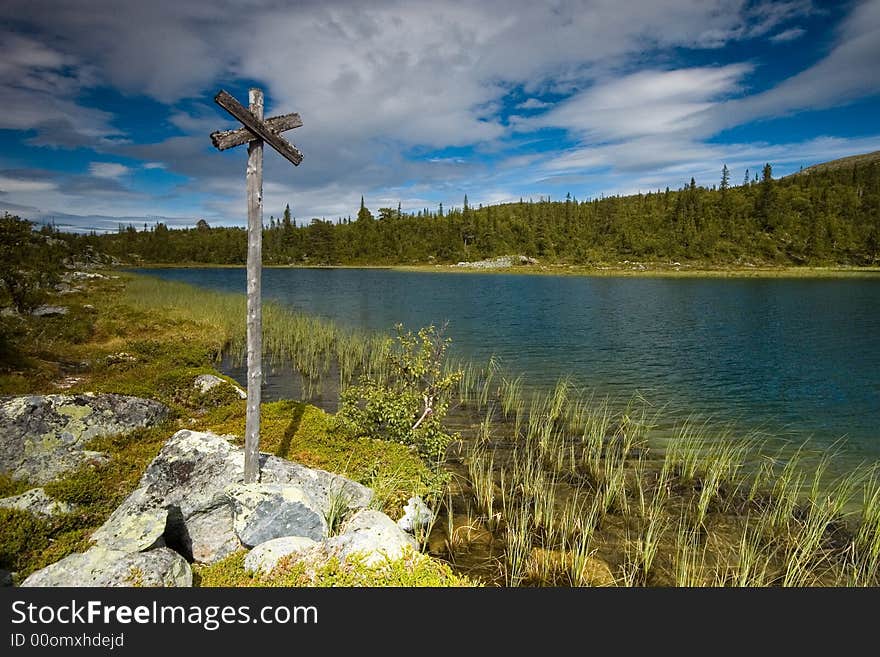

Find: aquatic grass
<box><xmin>498</xmin><ymin>374</ymin><xmax>524</xmax><ymax>419</ymax></box>
<box><xmin>672</xmin><ymin>520</ymin><xmax>709</xmax><ymax>587</ymax></box>
<box><xmin>468</xmin><ymin>446</ymin><xmax>498</xmax><ymax>529</ymax></box>
<box><xmin>730</xmin><ymin>518</ymin><xmax>775</xmax><ymax>587</ymax></box>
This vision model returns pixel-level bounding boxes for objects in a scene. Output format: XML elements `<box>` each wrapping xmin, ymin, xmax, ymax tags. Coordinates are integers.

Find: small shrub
<box><xmin>339</xmin><ymin>324</ymin><xmax>461</xmax><ymax>464</ymax></box>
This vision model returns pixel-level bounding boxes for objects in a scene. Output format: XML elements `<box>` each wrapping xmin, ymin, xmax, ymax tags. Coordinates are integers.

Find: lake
<box><xmin>136</xmin><ymin>267</ymin><xmax>880</xmax><ymax>468</ymax></box>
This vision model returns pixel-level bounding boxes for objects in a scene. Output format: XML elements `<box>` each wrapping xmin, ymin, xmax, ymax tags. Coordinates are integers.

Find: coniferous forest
<box><xmin>84</xmin><ymin>156</ymin><xmax>880</xmax><ymax>266</ymax></box>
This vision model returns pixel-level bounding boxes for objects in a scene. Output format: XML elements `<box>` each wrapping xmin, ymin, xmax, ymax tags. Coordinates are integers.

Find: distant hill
<box><xmin>796</xmin><ymin>150</ymin><xmax>880</xmax><ymax>175</ymax></box>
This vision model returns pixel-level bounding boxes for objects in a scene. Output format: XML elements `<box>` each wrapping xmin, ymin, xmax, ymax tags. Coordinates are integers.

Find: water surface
<box><xmin>137</xmin><ymin>267</ymin><xmax>880</xmax><ymax>466</ymax></box>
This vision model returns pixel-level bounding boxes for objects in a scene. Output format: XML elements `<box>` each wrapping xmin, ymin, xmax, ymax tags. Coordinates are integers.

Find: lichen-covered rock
<box><xmin>90</xmin><ymin>486</ymin><xmax>168</xmax><ymax>552</ymax></box>
<box><xmin>0</xmin><ymin>487</ymin><xmax>74</xmax><ymax>517</ymax></box>
<box><xmin>194</xmin><ymin>374</ymin><xmax>247</xmax><ymax>399</ymax></box>
<box><xmin>228</xmin><ymin>483</ymin><xmax>326</xmax><ymax>547</ymax></box>
<box><xmin>0</xmin><ymin>393</ymin><xmax>169</xmax><ymax>484</ymax></box>
<box><xmin>244</xmin><ymin>536</ymin><xmax>319</xmax><ymax>575</ymax></box>
<box><xmin>322</xmin><ymin>509</ymin><xmax>418</xmax><ymax>566</ymax></box>
<box><xmin>261</xmin><ymin>455</ymin><xmax>372</xmax><ymax>514</ymax></box>
<box><xmin>397</xmin><ymin>495</ymin><xmax>434</xmax><ymax>534</ymax></box>
<box><xmin>21</xmin><ymin>546</ymin><xmax>192</xmax><ymax>587</ymax></box>
<box><xmin>90</xmin><ymin>430</ymin><xmax>368</xmax><ymax>564</ymax></box>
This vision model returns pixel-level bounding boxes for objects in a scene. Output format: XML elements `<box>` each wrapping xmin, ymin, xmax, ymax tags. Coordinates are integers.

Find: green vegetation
<box><xmin>339</xmin><ymin>324</ymin><xmax>461</xmax><ymax>464</ymax></box>
<box><xmin>0</xmin><ymin>214</ymin><xmax>66</xmax><ymax>313</ymax></box>
<box><xmin>82</xmin><ymin>154</ymin><xmax>879</xmax><ymax>267</ymax></box>
<box><xmin>194</xmin><ymin>548</ymin><xmax>476</xmax><ymax>587</ymax></box>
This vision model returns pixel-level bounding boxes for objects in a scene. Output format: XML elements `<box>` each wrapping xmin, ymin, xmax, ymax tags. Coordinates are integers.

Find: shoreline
<box><xmin>127</xmin><ymin>262</ymin><xmax>880</xmax><ymax>279</ymax></box>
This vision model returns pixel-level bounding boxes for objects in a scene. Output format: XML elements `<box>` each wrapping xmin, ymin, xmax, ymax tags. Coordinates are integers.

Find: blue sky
<box><xmin>1</xmin><ymin>0</ymin><xmax>879</xmax><ymax>231</ymax></box>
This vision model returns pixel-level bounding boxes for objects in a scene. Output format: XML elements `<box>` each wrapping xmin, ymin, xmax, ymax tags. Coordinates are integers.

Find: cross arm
<box><xmin>211</xmin><ymin>112</ymin><xmax>302</xmax><ymax>151</ymax></box>
<box><xmin>213</xmin><ymin>90</ymin><xmax>303</xmax><ymax>166</ymax></box>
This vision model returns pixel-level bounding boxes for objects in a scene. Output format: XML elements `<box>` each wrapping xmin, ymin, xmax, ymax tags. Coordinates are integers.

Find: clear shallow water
<box><xmin>137</xmin><ymin>268</ymin><xmax>880</xmax><ymax>466</ymax></box>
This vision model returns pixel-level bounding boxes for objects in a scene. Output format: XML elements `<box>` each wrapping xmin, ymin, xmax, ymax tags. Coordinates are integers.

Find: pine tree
<box><xmin>720</xmin><ymin>164</ymin><xmax>730</xmax><ymax>194</ymax></box>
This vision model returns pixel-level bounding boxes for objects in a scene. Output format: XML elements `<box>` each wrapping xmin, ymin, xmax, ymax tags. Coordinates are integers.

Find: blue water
<box><xmin>137</xmin><ymin>268</ymin><xmax>880</xmax><ymax>466</ymax></box>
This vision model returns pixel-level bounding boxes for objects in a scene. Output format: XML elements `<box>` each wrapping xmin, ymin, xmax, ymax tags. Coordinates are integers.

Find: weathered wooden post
<box><xmin>210</xmin><ymin>88</ymin><xmax>303</xmax><ymax>483</ymax></box>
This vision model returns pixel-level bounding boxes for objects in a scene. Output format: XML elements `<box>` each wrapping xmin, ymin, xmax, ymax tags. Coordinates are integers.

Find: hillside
<box><xmin>796</xmin><ymin>150</ymin><xmax>880</xmax><ymax>176</ymax></box>
<box><xmin>58</xmin><ymin>151</ymin><xmax>880</xmax><ymax>267</ymax></box>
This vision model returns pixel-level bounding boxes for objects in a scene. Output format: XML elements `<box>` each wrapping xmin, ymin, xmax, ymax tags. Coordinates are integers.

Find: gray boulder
<box><xmin>244</xmin><ymin>536</ymin><xmax>319</xmax><ymax>575</ymax></box>
<box><xmin>322</xmin><ymin>509</ymin><xmax>418</xmax><ymax>566</ymax></box>
<box><xmin>21</xmin><ymin>546</ymin><xmax>191</xmax><ymax>587</ymax></box>
<box><xmin>183</xmin><ymin>504</ymin><xmax>242</xmax><ymax>564</ymax></box>
<box><xmin>31</xmin><ymin>305</ymin><xmax>69</xmax><ymax>317</ymax></box>
<box><xmin>90</xmin><ymin>486</ymin><xmax>169</xmax><ymax>552</ymax></box>
<box><xmin>0</xmin><ymin>569</ymin><xmax>11</xmax><ymax>586</ymax></box>
<box><xmin>0</xmin><ymin>393</ymin><xmax>169</xmax><ymax>484</ymax></box>
<box><xmin>228</xmin><ymin>483</ymin><xmax>326</xmax><ymax>547</ymax></box>
<box><xmin>91</xmin><ymin>430</ymin><xmax>369</xmax><ymax>564</ymax></box>
<box><xmin>0</xmin><ymin>487</ymin><xmax>74</xmax><ymax>517</ymax></box>
<box><xmin>194</xmin><ymin>374</ymin><xmax>247</xmax><ymax>399</ymax></box>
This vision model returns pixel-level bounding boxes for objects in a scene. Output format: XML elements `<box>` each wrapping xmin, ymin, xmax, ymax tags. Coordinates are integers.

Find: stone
<box><xmin>397</xmin><ymin>495</ymin><xmax>434</xmax><ymax>534</ymax></box>
<box><xmin>529</xmin><ymin>548</ymin><xmax>615</xmax><ymax>586</ymax></box>
<box><xmin>90</xmin><ymin>430</ymin><xmax>368</xmax><ymax>564</ymax></box>
<box><xmin>194</xmin><ymin>374</ymin><xmax>247</xmax><ymax>399</ymax></box>
<box><xmin>261</xmin><ymin>455</ymin><xmax>372</xmax><ymax>514</ymax></box>
<box><xmin>90</xmin><ymin>486</ymin><xmax>168</xmax><ymax>552</ymax></box>
<box><xmin>228</xmin><ymin>483</ymin><xmax>326</xmax><ymax>547</ymax></box>
<box><xmin>21</xmin><ymin>546</ymin><xmax>191</xmax><ymax>587</ymax></box>
<box><xmin>322</xmin><ymin>509</ymin><xmax>418</xmax><ymax>566</ymax></box>
<box><xmin>180</xmin><ymin>504</ymin><xmax>242</xmax><ymax>564</ymax></box>
<box><xmin>0</xmin><ymin>487</ymin><xmax>73</xmax><ymax>517</ymax></box>
<box><xmin>0</xmin><ymin>393</ymin><xmax>169</xmax><ymax>485</ymax></box>
<box><xmin>454</xmin><ymin>255</ymin><xmax>538</xmax><ymax>269</ymax></box>
<box><xmin>31</xmin><ymin>305</ymin><xmax>68</xmax><ymax>317</ymax></box>
<box><xmin>244</xmin><ymin>536</ymin><xmax>319</xmax><ymax>575</ymax></box>
<box><xmin>0</xmin><ymin>569</ymin><xmax>12</xmax><ymax>587</ymax></box>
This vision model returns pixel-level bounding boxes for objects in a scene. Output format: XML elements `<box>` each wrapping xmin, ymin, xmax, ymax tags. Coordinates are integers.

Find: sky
<box><xmin>1</xmin><ymin>0</ymin><xmax>879</xmax><ymax>232</ymax></box>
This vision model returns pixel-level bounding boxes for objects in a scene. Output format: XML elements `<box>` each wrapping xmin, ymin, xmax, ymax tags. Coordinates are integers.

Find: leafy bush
<box><xmin>0</xmin><ymin>214</ymin><xmax>64</xmax><ymax>313</ymax></box>
<box><xmin>339</xmin><ymin>324</ymin><xmax>461</xmax><ymax>465</ymax></box>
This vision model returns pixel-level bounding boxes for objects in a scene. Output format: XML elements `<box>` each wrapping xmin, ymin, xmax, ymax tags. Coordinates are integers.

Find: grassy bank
<box><xmin>130</xmin><ymin>261</ymin><xmax>880</xmax><ymax>278</ymax></box>
<box><xmin>3</xmin><ymin>272</ymin><xmax>877</xmax><ymax>586</ymax></box>
<box><xmin>0</xmin><ymin>273</ymin><xmax>460</xmax><ymax>585</ymax></box>
<box><xmin>394</xmin><ymin>263</ymin><xmax>880</xmax><ymax>279</ymax></box>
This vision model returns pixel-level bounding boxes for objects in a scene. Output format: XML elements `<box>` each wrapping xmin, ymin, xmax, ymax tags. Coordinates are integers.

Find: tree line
<box><xmin>55</xmin><ymin>159</ymin><xmax>880</xmax><ymax>266</ymax></box>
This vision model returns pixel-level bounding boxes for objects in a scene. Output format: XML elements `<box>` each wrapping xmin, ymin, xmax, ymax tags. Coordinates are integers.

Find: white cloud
<box><xmin>517</xmin><ymin>98</ymin><xmax>552</xmax><ymax>110</ymax></box>
<box><xmin>700</xmin><ymin>0</ymin><xmax>880</xmax><ymax>132</ymax></box>
<box><xmin>0</xmin><ymin>176</ymin><xmax>57</xmax><ymax>193</ymax></box>
<box><xmin>528</xmin><ymin>65</ymin><xmax>751</xmax><ymax>141</ymax></box>
<box><xmin>142</xmin><ymin>162</ymin><xmax>166</xmax><ymax>170</ymax></box>
<box><xmin>89</xmin><ymin>162</ymin><xmax>130</xmax><ymax>178</ymax></box>
<box><xmin>769</xmin><ymin>26</ymin><xmax>806</xmax><ymax>42</ymax></box>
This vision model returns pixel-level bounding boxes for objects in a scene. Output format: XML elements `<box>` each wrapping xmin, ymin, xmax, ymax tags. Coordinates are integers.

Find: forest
<box><xmin>46</xmin><ymin>154</ymin><xmax>880</xmax><ymax>266</ymax></box>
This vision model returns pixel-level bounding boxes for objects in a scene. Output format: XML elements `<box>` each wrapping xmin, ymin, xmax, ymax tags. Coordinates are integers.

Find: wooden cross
<box><xmin>210</xmin><ymin>88</ymin><xmax>303</xmax><ymax>483</ymax></box>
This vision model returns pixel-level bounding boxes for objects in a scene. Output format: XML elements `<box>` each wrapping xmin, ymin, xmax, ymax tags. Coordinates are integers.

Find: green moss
<box><xmin>0</xmin><ymin>472</ymin><xmax>32</xmax><ymax>498</ymax></box>
<box><xmin>0</xmin><ymin>508</ymin><xmax>52</xmax><ymax>572</ymax></box>
<box><xmin>194</xmin><ymin>548</ymin><xmax>478</xmax><ymax>587</ymax></box>
<box><xmin>199</xmin><ymin>400</ymin><xmax>441</xmax><ymax>513</ymax></box>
